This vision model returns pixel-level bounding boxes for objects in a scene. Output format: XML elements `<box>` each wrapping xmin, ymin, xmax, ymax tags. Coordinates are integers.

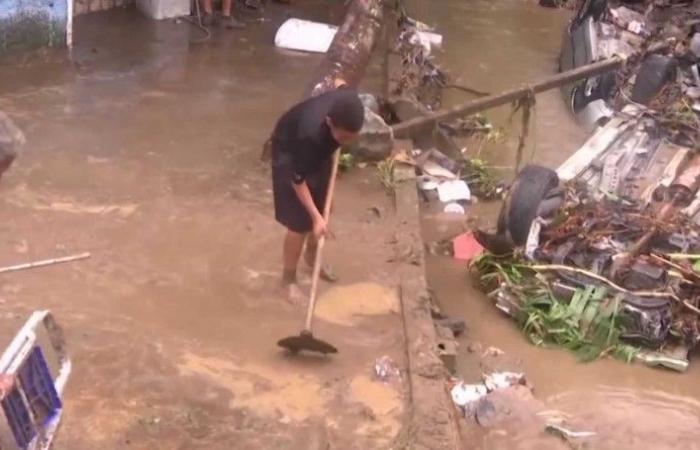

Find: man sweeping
<box><xmin>270</xmin><ymin>83</ymin><xmax>365</xmax><ymax>300</ymax></box>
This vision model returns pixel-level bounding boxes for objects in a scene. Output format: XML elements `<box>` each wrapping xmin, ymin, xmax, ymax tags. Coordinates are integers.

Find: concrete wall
<box><xmin>0</xmin><ymin>0</ymin><xmax>69</xmax><ymax>52</ymax></box>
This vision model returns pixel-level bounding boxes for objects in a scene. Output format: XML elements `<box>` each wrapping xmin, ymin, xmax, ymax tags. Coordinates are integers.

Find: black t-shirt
<box><xmin>271</xmin><ymin>89</ymin><xmax>354</xmax><ymax>184</ymax></box>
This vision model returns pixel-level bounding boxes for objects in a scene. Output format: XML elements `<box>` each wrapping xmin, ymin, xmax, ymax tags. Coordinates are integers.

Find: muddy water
<box><xmin>0</xmin><ymin>0</ymin><xmax>698</xmax><ymax>448</ymax></box>
<box><xmin>0</xmin><ymin>4</ymin><xmax>410</xmax><ymax>449</ymax></box>
<box><xmin>413</xmin><ymin>0</ymin><xmax>700</xmax><ymax>448</ymax></box>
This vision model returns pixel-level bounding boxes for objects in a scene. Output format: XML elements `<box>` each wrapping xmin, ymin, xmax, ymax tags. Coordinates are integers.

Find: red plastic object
<box><xmin>453</xmin><ymin>232</ymin><xmax>484</xmax><ymax>261</ymax></box>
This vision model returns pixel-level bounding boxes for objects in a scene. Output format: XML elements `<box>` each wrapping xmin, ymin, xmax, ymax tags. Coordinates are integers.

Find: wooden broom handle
<box><xmin>304</xmin><ymin>149</ymin><xmax>341</xmax><ymax>331</ymax></box>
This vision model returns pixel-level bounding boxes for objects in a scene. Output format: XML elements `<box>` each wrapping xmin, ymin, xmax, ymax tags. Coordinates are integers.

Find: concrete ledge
<box><xmin>393</xmin><ymin>166</ymin><xmax>463</xmax><ymax>449</ymax></box>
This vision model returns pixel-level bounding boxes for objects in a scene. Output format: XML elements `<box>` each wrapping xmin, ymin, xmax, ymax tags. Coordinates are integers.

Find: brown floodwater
<box><xmin>413</xmin><ymin>0</ymin><xmax>700</xmax><ymax>448</ymax></box>
<box><xmin>0</xmin><ymin>3</ymin><xmax>409</xmax><ymax>449</ymax></box>
<box><xmin>0</xmin><ymin>0</ymin><xmax>698</xmax><ymax>448</ymax></box>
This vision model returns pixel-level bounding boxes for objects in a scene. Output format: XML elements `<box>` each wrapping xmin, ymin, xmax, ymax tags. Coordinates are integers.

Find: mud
<box><xmin>315</xmin><ymin>282</ymin><xmax>399</xmax><ymax>326</ymax></box>
<box><xmin>0</xmin><ymin>3</ymin><xmax>430</xmax><ymax>449</ymax></box>
<box><xmin>416</xmin><ymin>0</ymin><xmax>700</xmax><ymax>448</ymax></box>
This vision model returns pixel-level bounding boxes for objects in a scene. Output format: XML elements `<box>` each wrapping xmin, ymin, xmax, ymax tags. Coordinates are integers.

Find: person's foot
<box><xmin>201</xmin><ymin>13</ymin><xmax>215</xmax><ymax>26</ymax></box>
<box><xmin>304</xmin><ymin>261</ymin><xmax>338</xmax><ymax>283</ymax></box>
<box><xmin>221</xmin><ymin>15</ymin><xmax>246</xmax><ymax>29</ymax></box>
<box><xmin>281</xmin><ymin>281</ymin><xmax>307</xmax><ymax>305</ymax></box>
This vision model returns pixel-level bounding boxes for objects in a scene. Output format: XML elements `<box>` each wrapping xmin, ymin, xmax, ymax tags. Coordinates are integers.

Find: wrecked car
<box><xmin>474</xmin><ymin>0</ymin><xmax>700</xmax><ymax>371</ymax></box>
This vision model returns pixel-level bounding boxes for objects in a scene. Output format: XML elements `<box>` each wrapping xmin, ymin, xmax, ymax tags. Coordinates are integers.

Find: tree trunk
<box><xmin>304</xmin><ymin>0</ymin><xmax>385</xmax><ymax>97</ymax></box>
<box><xmin>262</xmin><ymin>0</ymin><xmax>385</xmax><ymax>160</ymax></box>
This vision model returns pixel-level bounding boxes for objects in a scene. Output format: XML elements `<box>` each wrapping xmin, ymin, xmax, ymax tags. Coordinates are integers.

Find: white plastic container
<box><xmin>275</xmin><ymin>18</ymin><xmax>443</xmax><ymax>54</ymax></box>
<box><xmin>274</xmin><ymin>18</ymin><xmax>339</xmax><ymax>53</ymax></box>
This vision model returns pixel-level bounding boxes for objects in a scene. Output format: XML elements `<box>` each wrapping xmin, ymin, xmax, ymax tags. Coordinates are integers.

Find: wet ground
<box><xmin>414</xmin><ymin>0</ymin><xmax>700</xmax><ymax>448</ymax></box>
<box><xmin>0</xmin><ymin>3</ymin><xmax>411</xmax><ymax>449</ymax></box>
<box><xmin>1</xmin><ymin>0</ymin><xmax>699</xmax><ymax>449</ymax></box>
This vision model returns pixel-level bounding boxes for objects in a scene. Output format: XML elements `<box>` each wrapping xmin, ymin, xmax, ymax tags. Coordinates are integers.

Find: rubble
<box><xmin>373</xmin><ymin>356</ymin><xmax>401</xmax><ymax>382</ymax></box>
<box><xmin>449</xmin><ymin>371</ymin><xmax>530</xmax><ymax>421</ymax></box>
<box><xmin>474</xmin><ymin>171</ymin><xmax>700</xmax><ymax>369</ymax></box>
<box><xmin>468</xmin><ymin>0</ymin><xmax>700</xmax><ymax>372</ymax></box>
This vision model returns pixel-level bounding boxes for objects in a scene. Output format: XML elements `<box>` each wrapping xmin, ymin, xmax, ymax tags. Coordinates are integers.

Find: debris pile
<box><xmin>450</xmin><ymin>371</ymin><xmax>528</xmax><ymax>420</ymax></box>
<box><xmin>564</xmin><ymin>0</ymin><xmax>700</xmax><ymax>146</ymax></box>
<box><xmin>474</xmin><ymin>163</ymin><xmax>700</xmax><ymax>370</ymax></box>
<box><xmin>468</xmin><ymin>0</ymin><xmax>700</xmax><ymax>372</ymax></box>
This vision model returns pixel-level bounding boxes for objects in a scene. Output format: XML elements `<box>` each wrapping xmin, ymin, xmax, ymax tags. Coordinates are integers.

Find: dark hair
<box><xmin>328</xmin><ymin>91</ymin><xmax>365</xmax><ymax>132</ymax></box>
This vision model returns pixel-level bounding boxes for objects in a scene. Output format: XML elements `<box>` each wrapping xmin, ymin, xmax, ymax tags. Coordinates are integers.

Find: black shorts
<box><xmin>272</xmin><ymin>148</ymin><xmax>331</xmax><ymax>233</ymax></box>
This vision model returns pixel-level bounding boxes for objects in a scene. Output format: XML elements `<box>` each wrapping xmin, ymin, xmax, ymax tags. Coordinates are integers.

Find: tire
<box><xmin>504</xmin><ymin>165</ymin><xmax>560</xmax><ymax>246</ymax></box>
<box><xmin>631</xmin><ymin>55</ymin><xmax>678</xmax><ymax>105</ymax></box>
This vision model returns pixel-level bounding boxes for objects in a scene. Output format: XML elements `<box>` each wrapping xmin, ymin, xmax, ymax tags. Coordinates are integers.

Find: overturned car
<box><xmin>474</xmin><ymin>0</ymin><xmax>700</xmax><ymax>371</ymax></box>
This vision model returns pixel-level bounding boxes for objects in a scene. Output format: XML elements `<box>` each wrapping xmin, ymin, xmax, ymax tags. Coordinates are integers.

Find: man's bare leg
<box><xmin>304</xmin><ymin>234</ymin><xmax>338</xmax><ymax>282</ymax></box>
<box><xmin>283</xmin><ymin>229</ymin><xmax>307</xmax><ymax>302</ymax></box>
<box><xmin>283</xmin><ymin>229</ymin><xmax>305</xmax><ymax>284</ymax></box>
<box><xmin>221</xmin><ymin>0</ymin><xmax>245</xmax><ymax>28</ymax></box>
<box><xmin>200</xmin><ymin>0</ymin><xmax>215</xmax><ymax>25</ymax></box>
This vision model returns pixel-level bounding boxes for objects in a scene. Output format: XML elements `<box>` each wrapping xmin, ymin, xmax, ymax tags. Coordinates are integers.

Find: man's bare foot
<box><xmin>221</xmin><ymin>15</ymin><xmax>246</xmax><ymax>29</ymax></box>
<box><xmin>201</xmin><ymin>13</ymin><xmax>216</xmax><ymax>26</ymax></box>
<box><xmin>318</xmin><ymin>264</ymin><xmax>338</xmax><ymax>282</ymax></box>
<box><xmin>281</xmin><ymin>282</ymin><xmax>307</xmax><ymax>305</ymax></box>
<box><xmin>303</xmin><ymin>262</ymin><xmax>338</xmax><ymax>283</ymax></box>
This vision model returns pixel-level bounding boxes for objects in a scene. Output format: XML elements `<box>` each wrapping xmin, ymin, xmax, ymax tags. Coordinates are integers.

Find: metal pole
<box><xmin>391</xmin><ymin>57</ymin><xmax>624</xmax><ymax>137</ymax></box>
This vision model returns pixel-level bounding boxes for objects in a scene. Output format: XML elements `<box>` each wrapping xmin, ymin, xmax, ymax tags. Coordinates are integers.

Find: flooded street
<box><xmin>0</xmin><ymin>0</ymin><xmax>698</xmax><ymax>448</ymax></box>
<box><xmin>418</xmin><ymin>0</ymin><xmax>700</xmax><ymax>448</ymax></box>
<box><xmin>0</xmin><ymin>3</ymin><xmax>413</xmax><ymax>449</ymax></box>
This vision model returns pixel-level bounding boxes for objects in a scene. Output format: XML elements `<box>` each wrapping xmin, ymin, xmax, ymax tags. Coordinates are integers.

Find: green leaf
<box><xmin>694</xmin><ymin>259</ymin><xmax>700</xmax><ymax>273</ymax></box>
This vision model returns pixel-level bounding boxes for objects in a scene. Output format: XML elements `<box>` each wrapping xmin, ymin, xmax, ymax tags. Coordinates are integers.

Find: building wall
<box><xmin>0</xmin><ymin>0</ymin><xmax>68</xmax><ymax>52</ymax></box>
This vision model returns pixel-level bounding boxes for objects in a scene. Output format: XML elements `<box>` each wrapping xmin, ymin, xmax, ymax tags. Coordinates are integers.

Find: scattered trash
<box><xmin>635</xmin><ymin>348</ymin><xmax>689</xmax><ymax>373</ymax></box>
<box><xmin>418</xmin><ymin>149</ymin><xmax>461</xmax><ymax>175</ymax></box>
<box><xmin>483</xmin><ymin>371</ymin><xmax>526</xmax><ymax>391</ymax></box>
<box><xmin>417</xmin><ymin>175</ymin><xmax>439</xmax><ymax>191</ymax></box>
<box><xmin>419</xmin><ymin>160</ymin><xmax>458</xmax><ymax>180</ymax></box>
<box><xmin>0</xmin><ymin>252</ymin><xmax>91</xmax><ymax>275</ymax></box>
<box><xmin>274</xmin><ymin>18</ymin><xmax>338</xmax><ymax>53</ymax></box>
<box><xmin>450</xmin><ymin>381</ymin><xmax>487</xmax><ymax>417</ymax></box>
<box><xmin>481</xmin><ymin>346</ymin><xmax>505</xmax><ymax>358</ymax></box>
<box><xmin>443</xmin><ymin>202</ymin><xmax>465</xmax><ymax>214</ymax></box>
<box><xmin>452</xmin><ymin>375</ymin><xmax>537</xmax><ymax>426</ymax></box>
<box><xmin>467</xmin><ymin>342</ymin><xmax>483</xmax><ymax>353</ymax></box>
<box><xmin>373</xmin><ymin>356</ymin><xmax>401</xmax><ymax>382</ymax></box>
<box><xmin>437</xmin><ymin>180</ymin><xmax>470</xmax><ymax>203</ymax></box>
<box><xmin>435</xmin><ymin>317</ymin><xmax>466</xmax><ymax>337</ymax></box>
<box><xmin>545</xmin><ymin>423</ymin><xmax>596</xmax><ymax>442</ymax></box>
<box><xmin>452</xmin><ymin>232</ymin><xmax>484</xmax><ymax>261</ymax></box>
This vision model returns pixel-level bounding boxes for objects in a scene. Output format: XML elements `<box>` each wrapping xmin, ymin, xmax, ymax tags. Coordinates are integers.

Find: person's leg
<box><xmin>221</xmin><ymin>0</ymin><xmax>245</xmax><ymax>28</ymax></box>
<box><xmin>200</xmin><ymin>0</ymin><xmax>215</xmax><ymax>25</ymax></box>
<box><xmin>283</xmin><ymin>229</ymin><xmax>305</xmax><ymax>284</ymax></box>
<box><xmin>304</xmin><ymin>234</ymin><xmax>338</xmax><ymax>282</ymax></box>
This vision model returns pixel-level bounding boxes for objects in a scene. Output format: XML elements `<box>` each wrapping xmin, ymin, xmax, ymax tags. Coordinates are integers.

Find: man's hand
<box><xmin>312</xmin><ymin>216</ymin><xmax>328</xmax><ymax>239</ymax></box>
